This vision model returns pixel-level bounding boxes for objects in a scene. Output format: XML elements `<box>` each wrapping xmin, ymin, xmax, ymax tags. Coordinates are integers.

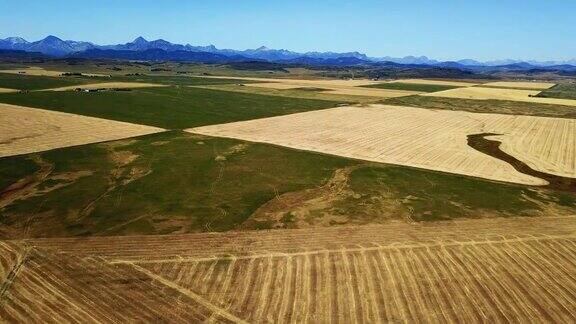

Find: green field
<box><xmin>0</xmin><ymin>73</ymin><xmax>95</xmax><ymax>90</ymax></box>
<box><xmin>382</xmin><ymin>95</ymin><xmax>576</xmax><ymax>118</ymax></box>
<box><xmin>1</xmin><ymin>131</ymin><xmax>573</xmax><ymax>238</ymax></box>
<box><xmin>0</xmin><ymin>86</ymin><xmax>338</xmax><ymax>129</ymax></box>
<box><xmin>363</xmin><ymin>82</ymin><xmax>459</xmax><ymax>92</ymax></box>
<box><xmin>536</xmin><ymin>83</ymin><xmax>576</xmax><ymax>100</ymax></box>
<box><xmin>0</xmin><ymin>132</ymin><xmax>352</xmax><ymax>237</ymax></box>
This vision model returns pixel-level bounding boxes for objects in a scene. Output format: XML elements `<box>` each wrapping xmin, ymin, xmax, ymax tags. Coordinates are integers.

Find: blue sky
<box><xmin>0</xmin><ymin>0</ymin><xmax>574</xmax><ymax>61</ymax></box>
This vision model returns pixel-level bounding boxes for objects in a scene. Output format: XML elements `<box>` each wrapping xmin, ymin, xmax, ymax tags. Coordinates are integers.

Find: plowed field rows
<box><xmin>188</xmin><ymin>105</ymin><xmax>576</xmax><ymax>185</ymax></box>
<box><xmin>1</xmin><ymin>216</ymin><xmax>574</xmax><ymax>322</ymax></box>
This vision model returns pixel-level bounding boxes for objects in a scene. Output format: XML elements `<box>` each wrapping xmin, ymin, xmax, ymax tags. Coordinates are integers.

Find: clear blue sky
<box><xmin>1</xmin><ymin>0</ymin><xmax>574</xmax><ymax>61</ymax></box>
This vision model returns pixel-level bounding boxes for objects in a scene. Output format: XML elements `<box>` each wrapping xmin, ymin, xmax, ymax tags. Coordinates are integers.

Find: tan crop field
<box><xmin>189</xmin><ymin>104</ymin><xmax>576</xmax><ymax>185</ymax></box>
<box><xmin>200</xmin><ymin>76</ymin><xmax>420</xmax><ymax>98</ymax></box>
<box><xmin>0</xmin><ymin>66</ymin><xmax>107</xmax><ymax>77</ymax></box>
<box><xmin>247</xmin><ymin>82</ymin><xmax>307</xmax><ymax>90</ymax></box>
<box><xmin>0</xmin><ymin>216</ymin><xmax>574</xmax><ymax>322</ymax></box>
<box><xmin>424</xmin><ymin>86</ymin><xmax>576</xmax><ymax>106</ymax></box>
<box><xmin>482</xmin><ymin>81</ymin><xmax>556</xmax><ymax>89</ymax></box>
<box><xmin>0</xmin><ymin>103</ymin><xmax>164</xmax><ymax>157</ymax></box>
<box><xmin>46</xmin><ymin>82</ymin><xmax>168</xmax><ymax>91</ymax></box>
<box><xmin>390</xmin><ymin>78</ymin><xmax>481</xmax><ymax>87</ymax></box>
<box><xmin>321</xmin><ymin>87</ymin><xmax>417</xmax><ymax>98</ymax></box>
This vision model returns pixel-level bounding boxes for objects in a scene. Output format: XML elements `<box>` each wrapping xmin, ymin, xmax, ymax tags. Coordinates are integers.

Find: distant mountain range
<box><xmin>1</xmin><ymin>35</ymin><xmax>575</xmax><ymax>68</ymax></box>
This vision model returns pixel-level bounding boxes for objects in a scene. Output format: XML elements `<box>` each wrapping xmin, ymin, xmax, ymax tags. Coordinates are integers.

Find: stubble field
<box><xmin>0</xmin><ymin>103</ymin><xmax>164</xmax><ymax>157</ymax></box>
<box><xmin>189</xmin><ymin>104</ymin><xmax>576</xmax><ymax>185</ymax></box>
<box><xmin>1</xmin><ymin>216</ymin><xmax>575</xmax><ymax>322</ymax></box>
<box><xmin>481</xmin><ymin>81</ymin><xmax>556</xmax><ymax>90</ymax></box>
<box><xmin>424</xmin><ymin>86</ymin><xmax>576</xmax><ymax>106</ymax></box>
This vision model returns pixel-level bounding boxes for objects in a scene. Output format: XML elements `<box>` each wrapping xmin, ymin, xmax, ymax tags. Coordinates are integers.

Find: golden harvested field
<box><xmin>424</xmin><ymin>86</ymin><xmax>576</xmax><ymax>106</ymax></box>
<box><xmin>246</xmin><ymin>82</ymin><xmax>417</xmax><ymax>98</ymax></box>
<box><xmin>201</xmin><ymin>76</ymin><xmax>420</xmax><ymax>98</ymax></box>
<box><xmin>390</xmin><ymin>78</ymin><xmax>480</xmax><ymax>87</ymax></box>
<box><xmin>189</xmin><ymin>104</ymin><xmax>576</xmax><ymax>185</ymax></box>
<box><xmin>482</xmin><ymin>81</ymin><xmax>556</xmax><ymax>89</ymax></box>
<box><xmin>247</xmin><ymin>82</ymin><xmax>307</xmax><ymax>90</ymax></box>
<box><xmin>46</xmin><ymin>82</ymin><xmax>168</xmax><ymax>91</ymax></box>
<box><xmin>321</xmin><ymin>87</ymin><xmax>416</xmax><ymax>98</ymax></box>
<box><xmin>1</xmin><ymin>216</ymin><xmax>575</xmax><ymax>322</ymax></box>
<box><xmin>0</xmin><ymin>67</ymin><xmax>107</xmax><ymax>77</ymax></box>
<box><xmin>0</xmin><ymin>103</ymin><xmax>164</xmax><ymax>157</ymax></box>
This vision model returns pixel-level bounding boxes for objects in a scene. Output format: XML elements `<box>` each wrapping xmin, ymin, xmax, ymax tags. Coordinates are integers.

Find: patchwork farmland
<box><xmin>190</xmin><ymin>104</ymin><xmax>576</xmax><ymax>185</ymax></box>
<box><xmin>0</xmin><ymin>62</ymin><xmax>575</xmax><ymax>322</ymax></box>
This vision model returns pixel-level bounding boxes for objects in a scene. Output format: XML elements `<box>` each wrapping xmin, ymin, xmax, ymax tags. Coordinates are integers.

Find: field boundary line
<box><xmin>0</xmin><ymin>246</ymin><xmax>32</xmax><ymax>302</ymax></box>
<box><xmin>110</xmin><ymin>233</ymin><xmax>576</xmax><ymax>265</ymax></box>
<box><xmin>129</xmin><ymin>262</ymin><xmax>248</xmax><ymax>324</ymax></box>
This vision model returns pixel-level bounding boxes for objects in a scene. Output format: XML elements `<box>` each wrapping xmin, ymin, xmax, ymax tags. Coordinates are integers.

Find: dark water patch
<box><xmin>467</xmin><ymin>133</ymin><xmax>576</xmax><ymax>193</ymax></box>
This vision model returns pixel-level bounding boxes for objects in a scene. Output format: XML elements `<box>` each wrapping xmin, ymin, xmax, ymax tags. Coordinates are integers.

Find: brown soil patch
<box><xmin>243</xmin><ymin>166</ymin><xmax>361</xmax><ymax>228</ymax></box>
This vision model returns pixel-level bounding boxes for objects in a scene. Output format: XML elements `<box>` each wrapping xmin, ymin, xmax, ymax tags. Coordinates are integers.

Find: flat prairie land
<box><xmin>200</xmin><ymin>75</ymin><xmax>382</xmax><ymax>87</ymax></box>
<box><xmin>482</xmin><ymin>81</ymin><xmax>556</xmax><ymax>89</ymax></box>
<box><xmin>189</xmin><ymin>104</ymin><xmax>576</xmax><ymax>184</ymax></box>
<box><xmin>361</xmin><ymin>82</ymin><xmax>459</xmax><ymax>92</ymax></box>
<box><xmin>1</xmin><ymin>216</ymin><xmax>575</xmax><ymax>322</ymax></box>
<box><xmin>3</xmin><ymin>131</ymin><xmax>572</xmax><ymax>238</ymax></box>
<box><xmin>0</xmin><ymin>67</ymin><xmax>63</xmax><ymax>77</ymax></box>
<box><xmin>0</xmin><ymin>73</ymin><xmax>93</xmax><ymax>91</ymax></box>
<box><xmin>46</xmin><ymin>82</ymin><xmax>168</xmax><ymax>91</ymax></box>
<box><xmin>195</xmin><ymin>84</ymin><xmax>379</xmax><ymax>103</ymax></box>
<box><xmin>390</xmin><ymin>78</ymin><xmax>480</xmax><ymax>87</ymax></box>
<box><xmin>0</xmin><ymin>103</ymin><xmax>164</xmax><ymax>157</ymax></box>
<box><xmin>424</xmin><ymin>86</ymin><xmax>576</xmax><ymax>106</ymax></box>
<box><xmin>0</xmin><ymin>87</ymin><xmax>338</xmax><ymax>129</ymax></box>
<box><xmin>246</xmin><ymin>82</ymin><xmax>308</xmax><ymax>90</ymax></box>
<box><xmin>240</xmin><ymin>79</ymin><xmax>418</xmax><ymax>98</ymax></box>
<box><xmin>0</xmin><ymin>66</ymin><xmax>108</xmax><ymax>77</ymax></box>
<box><xmin>321</xmin><ymin>87</ymin><xmax>417</xmax><ymax>98</ymax></box>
